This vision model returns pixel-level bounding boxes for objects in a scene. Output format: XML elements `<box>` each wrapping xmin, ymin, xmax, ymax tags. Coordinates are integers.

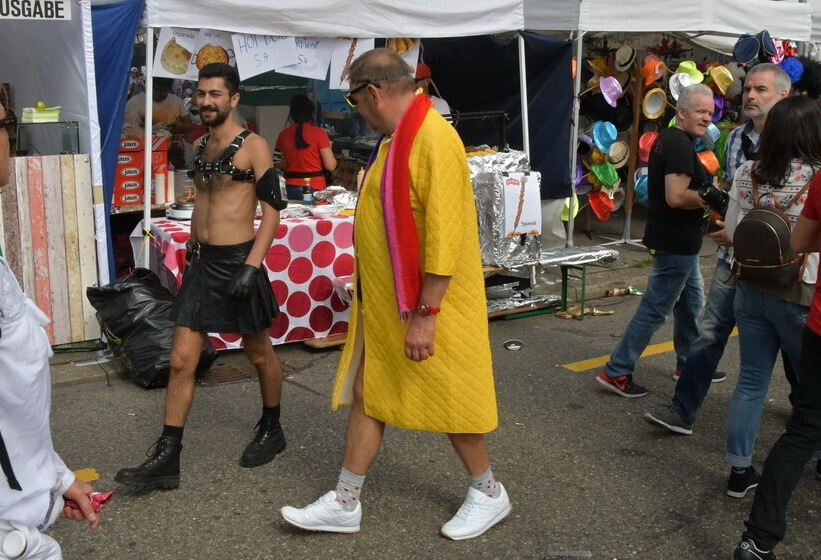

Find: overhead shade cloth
<box><xmin>143</xmin><ymin>0</ymin><xmax>524</xmax><ymax>38</ymax></box>
<box><xmin>240</xmin><ymin>72</ymin><xmax>308</xmax><ymax>106</ymax></box>
<box><xmin>424</xmin><ymin>32</ymin><xmax>572</xmax><ymax>199</ymax></box>
<box><xmin>92</xmin><ymin>0</ymin><xmax>144</xmax><ymax>279</ymax></box>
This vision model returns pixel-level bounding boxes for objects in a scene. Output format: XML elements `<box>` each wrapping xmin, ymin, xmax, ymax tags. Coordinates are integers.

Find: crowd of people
<box><xmin>1</xmin><ymin>47</ymin><xmax>820</xmax><ymax>558</ymax></box>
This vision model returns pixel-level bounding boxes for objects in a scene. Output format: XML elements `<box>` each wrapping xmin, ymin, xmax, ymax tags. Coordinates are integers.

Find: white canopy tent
<box><xmin>138</xmin><ymin>0</ymin><xmax>814</xmax><ymax>257</ymax></box>
<box><xmin>525</xmin><ymin>0</ymin><xmax>814</xmax><ymax>246</ymax></box>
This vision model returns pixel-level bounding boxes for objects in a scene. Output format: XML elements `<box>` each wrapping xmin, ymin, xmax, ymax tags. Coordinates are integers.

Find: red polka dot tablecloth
<box><xmin>130</xmin><ymin>216</ymin><xmax>354</xmax><ymax>349</ymax></box>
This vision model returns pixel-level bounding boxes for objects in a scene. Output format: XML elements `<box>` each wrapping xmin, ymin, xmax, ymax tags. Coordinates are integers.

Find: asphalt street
<box><xmin>48</xmin><ymin>291</ymin><xmax>819</xmax><ymax>560</ymax></box>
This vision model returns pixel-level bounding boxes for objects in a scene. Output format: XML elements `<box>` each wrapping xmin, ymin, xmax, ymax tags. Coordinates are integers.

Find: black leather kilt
<box><xmin>171</xmin><ymin>239</ymin><xmax>279</xmax><ymax>334</ymax></box>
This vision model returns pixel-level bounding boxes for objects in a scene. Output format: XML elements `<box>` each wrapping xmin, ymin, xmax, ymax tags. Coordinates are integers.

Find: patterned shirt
<box><xmin>717</xmin><ymin>121</ymin><xmax>759</xmax><ymax>264</ymax></box>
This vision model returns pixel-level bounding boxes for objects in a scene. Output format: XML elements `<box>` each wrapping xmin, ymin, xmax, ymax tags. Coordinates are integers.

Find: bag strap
<box><xmin>750</xmin><ymin>162</ymin><xmax>816</xmax><ymax>211</ymax></box>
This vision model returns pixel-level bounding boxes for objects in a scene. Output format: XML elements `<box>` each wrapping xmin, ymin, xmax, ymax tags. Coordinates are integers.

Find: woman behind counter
<box><xmin>275</xmin><ymin>94</ymin><xmax>337</xmax><ymax>200</ymax></box>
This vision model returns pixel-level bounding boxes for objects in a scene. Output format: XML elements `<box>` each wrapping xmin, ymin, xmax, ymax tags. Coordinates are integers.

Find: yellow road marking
<box><xmin>73</xmin><ymin>468</ymin><xmax>99</xmax><ymax>482</ymax></box>
<box><xmin>562</xmin><ymin>328</ymin><xmax>739</xmax><ymax>372</ymax></box>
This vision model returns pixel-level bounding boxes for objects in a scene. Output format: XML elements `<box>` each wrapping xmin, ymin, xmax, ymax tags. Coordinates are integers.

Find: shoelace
<box><xmin>141</xmin><ymin>438</ymin><xmax>168</xmax><ymax>467</ymax></box>
<box><xmin>455</xmin><ymin>496</ymin><xmax>479</xmax><ymax>520</ymax></box>
<box><xmin>252</xmin><ymin>418</ymin><xmax>279</xmax><ymax>445</ymax></box>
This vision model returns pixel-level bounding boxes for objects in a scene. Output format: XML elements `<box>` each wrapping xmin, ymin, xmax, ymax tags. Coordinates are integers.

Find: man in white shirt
<box><xmin>415</xmin><ymin>63</ymin><xmax>451</xmax><ymax>115</ymax></box>
<box><xmin>0</xmin><ymin>259</ymin><xmax>100</xmax><ymax>559</ymax></box>
<box><xmin>123</xmin><ymin>78</ymin><xmax>193</xmax><ymax>134</ymax></box>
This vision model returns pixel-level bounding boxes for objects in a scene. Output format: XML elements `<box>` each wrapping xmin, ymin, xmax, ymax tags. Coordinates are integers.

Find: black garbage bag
<box><xmin>86</xmin><ymin>269</ymin><xmax>217</xmax><ymax>389</ymax></box>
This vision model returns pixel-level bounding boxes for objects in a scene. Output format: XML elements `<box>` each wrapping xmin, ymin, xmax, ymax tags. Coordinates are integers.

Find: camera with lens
<box><xmin>698</xmin><ymin>183</ymin><xmax>729</xmax><ymax>216</ymax></box>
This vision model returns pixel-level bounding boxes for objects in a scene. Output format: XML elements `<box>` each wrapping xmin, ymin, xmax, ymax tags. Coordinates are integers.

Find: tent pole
<box><xmin>566</xmin><ymin>30</ymin><xmax>585</xmax><ymax>248</ymax></box>
<box><xmin>143</xmin><ymin>27</ymin><xmax>154</xmax><ymax>268</ymax></box>
<box><xmin>517</xmin><ymin>32</ymin><xmax>530</xmax><ymax>159</ymax></box>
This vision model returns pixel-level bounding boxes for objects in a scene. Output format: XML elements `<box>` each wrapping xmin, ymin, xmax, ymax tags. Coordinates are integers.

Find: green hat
<box><xmin>675</xmin><ymin>60</ymin><xmax>704</xmax><ymax>83</ymax></box>
<box><xmin>591</xmin><ymin>162</ymin><xmax>619</xmax><ymax>188</ymax></box>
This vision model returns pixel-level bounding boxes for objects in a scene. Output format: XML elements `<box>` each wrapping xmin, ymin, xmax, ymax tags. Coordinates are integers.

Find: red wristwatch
<box><xmin>415</xmin><ymin>303</ymin><xmax>440</xmax><ymax>316</ymax></box>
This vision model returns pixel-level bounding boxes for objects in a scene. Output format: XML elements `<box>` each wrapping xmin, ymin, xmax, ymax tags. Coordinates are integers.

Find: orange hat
<box><xmin>415</xmin><ymin>63</ymin><xmax>432</xmax><ymax>79</ymax></box>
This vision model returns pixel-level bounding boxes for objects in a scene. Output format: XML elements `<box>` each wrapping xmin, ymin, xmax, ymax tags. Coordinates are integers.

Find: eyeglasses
<box><xmin>344</xmin><ymin>81</ymin><xmax>380</xmax><ymax>108</ymax></box>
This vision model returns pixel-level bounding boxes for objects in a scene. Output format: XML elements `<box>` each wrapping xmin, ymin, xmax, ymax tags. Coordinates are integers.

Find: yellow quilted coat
<box><xmin>331</xmin><ymin>108</ymin><xmax>497</xmax><ymax>434</ymax></box>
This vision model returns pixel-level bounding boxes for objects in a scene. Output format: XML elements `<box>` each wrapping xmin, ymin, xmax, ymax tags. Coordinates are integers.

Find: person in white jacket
<box><xmin>0</xmin><ymin>257</ymin><xmax>100</xmax><ymax>559</ymax></box>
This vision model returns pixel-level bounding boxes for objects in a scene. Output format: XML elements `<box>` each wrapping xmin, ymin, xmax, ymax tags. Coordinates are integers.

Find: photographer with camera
<box><xmin>645</xmin><ymin>66</ymin><xmax>794</xmax><ymax>488</ymax></box>
<box><xmin>596</xmin><ymin>83</ymin><xmax>714</xmax><ymax>399</ymax></box>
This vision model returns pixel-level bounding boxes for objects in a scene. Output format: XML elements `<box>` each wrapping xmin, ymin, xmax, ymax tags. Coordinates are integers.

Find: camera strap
<box><xmin>0</xmin><ymin>429</ymin><xmax>22</xmax><ymax>491</ymax></box>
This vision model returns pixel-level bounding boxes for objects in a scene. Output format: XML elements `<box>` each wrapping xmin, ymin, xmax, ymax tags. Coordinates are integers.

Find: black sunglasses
<box><xmin>345</xmin><ymin>81</ymin><xmax>380</xmax><ymax>108</ymax></box>
<box><xmin>0</xmin><ymin>112</ymin><xmax>17</xmax><ymax>133</ymax></box>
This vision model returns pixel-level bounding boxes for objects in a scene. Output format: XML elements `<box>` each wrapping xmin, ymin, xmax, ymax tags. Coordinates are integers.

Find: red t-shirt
<box><xmin>801</xmin><ymin>173</ymin><xmax>821</xmax><ymax>335</ymax></box>
<box><xmin>275</xmin><ymin>123</ymin><xmax>331</xmax><ymax>189</ymax></box>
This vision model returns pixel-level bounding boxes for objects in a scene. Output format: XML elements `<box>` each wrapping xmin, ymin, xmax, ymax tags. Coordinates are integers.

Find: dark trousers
<box><xmin>743</xmin><ymin>327</ymin><xmax>821</xmax><ymax>550</ymax></box>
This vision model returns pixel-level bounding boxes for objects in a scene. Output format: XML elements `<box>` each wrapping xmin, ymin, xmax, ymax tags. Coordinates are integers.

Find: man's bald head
<box><xmin>348</xmin><ymin>48</ymin><xmax>415</xmax><ymax>94</ymax></box>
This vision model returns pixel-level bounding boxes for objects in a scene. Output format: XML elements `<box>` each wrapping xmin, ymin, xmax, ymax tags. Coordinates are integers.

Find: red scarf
<box><xmin>363</xmin><ymin>93</ymin><xmax>432</xmax><ymax>320</ymax></box>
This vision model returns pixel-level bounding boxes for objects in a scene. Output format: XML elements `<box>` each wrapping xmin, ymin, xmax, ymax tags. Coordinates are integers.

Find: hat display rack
<box><xmin>570</xmin><ymin>31</ymin><xmax>802</xmax><ymax>246</ymax></box>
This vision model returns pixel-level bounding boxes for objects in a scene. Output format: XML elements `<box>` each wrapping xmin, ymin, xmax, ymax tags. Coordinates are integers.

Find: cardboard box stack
<box><xmin>113</xmin><ymin>137</ymin><xmax>169</xmax><ymax>206</ymax></box>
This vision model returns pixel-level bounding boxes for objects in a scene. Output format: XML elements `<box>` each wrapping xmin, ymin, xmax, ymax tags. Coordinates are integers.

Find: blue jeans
<box><xmin>672</xmin><ymin>261</ymin><xmax>736</xmax><ymax>424</ymax></box>
<box><xmin>725</xmin><ymin>283</ymin><xmax>808</xmax><ymax>467</ymax></box>
<box><xmin>604</xmin><ymin>251</ymin><xmax>704</xmax><ymax>378</ymax></box>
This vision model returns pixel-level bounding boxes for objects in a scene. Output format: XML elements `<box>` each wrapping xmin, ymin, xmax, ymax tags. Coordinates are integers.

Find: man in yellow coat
<box><xmin>281</xmin><ymin>48</ymin><xmax>510</xmax><ymax>540</ymax></box>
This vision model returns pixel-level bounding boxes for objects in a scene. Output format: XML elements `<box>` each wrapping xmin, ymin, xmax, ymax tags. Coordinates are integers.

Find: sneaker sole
<box><xmin>114</xmin><ymin>472</ymin><xmax>179</xmax><ymax>490</ymax></box>
<box><xmin>441</xmin><ymin>502</ymin><xmax>512</xmax><ymax>541</ymax></box>
<box><xmin>643</xmin><ymin>412</ymin><xmax>693</xmax><ymax>435</ymax></box>
<box><xmin>727</xmin><ymin>483</ymin><xmax>758</xmax><ymax>499</ymax></box>
<box><xmin>596</xmin><ymin>375</ymin><xmax>648</xmax><ymax>398</ymax></box>
<box><xmin>279</xmin><ymin>510</ymin><xmax>360</xmax><ymax>534</ymax></box>
<box><xmin>239</xmin><ymin>441</ymin><xmax>287</xmax><ymax>468</ymax></box>
<box><xmin>672</xmin><ymin>373</ymin><xmax>727</xmax><ymax>383</ymax></box>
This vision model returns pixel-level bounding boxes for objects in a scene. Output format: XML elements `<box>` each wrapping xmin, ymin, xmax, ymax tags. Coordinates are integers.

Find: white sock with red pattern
<box><xmin>470</xmin><ymin>466</ymin><xmax>500</xmax><ymax>498</ymax></box>
<box><xmin>335</xmin><ymin>467</ymin><xmax>365</xmax><ymax>511</ymax></box>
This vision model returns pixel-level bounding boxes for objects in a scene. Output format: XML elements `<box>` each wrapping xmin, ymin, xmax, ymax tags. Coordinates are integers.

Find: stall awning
<box><xmin>524</xmin><ymin>0</ymin><xmax>813</xmax><ymax>43</ymax></box>
<box><xmin>142</xmin><ymin>0</ymin><xmax>524</xmax><ymax>38</ymax></box>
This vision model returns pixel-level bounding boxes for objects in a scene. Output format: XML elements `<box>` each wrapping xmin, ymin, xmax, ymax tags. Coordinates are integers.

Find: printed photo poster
<box><xmin>385</xmin><ymin>38</ymin><xmax>421</xmax><ymax>75</ymax></box>
<box><xmin>231</xmin><ymin>34</ymin><xmax>299</xmax><ymax>81</ymax></box>
<box><xmin>503</xmin><ymin>172</ymin><xmax>542</xmax><ymax>237</ymax></box>
<box><xmin>276</xmin><ymin>37</ymin><xmax>335</xmax><ymax>80</ymax></box>
<box><xmin>154</xmin><ymin>27</ymin><xmax>199</xmax><ymax>80</ymax></box>
<box><xmin>329</xmin><ymin>38</ymin><xmax>375</xmax><ymax>90</ymax></box>
<box><xmin>188</xmin><ymin>29</ymin><xmax>236</xmax><ymax>76</ymax></box>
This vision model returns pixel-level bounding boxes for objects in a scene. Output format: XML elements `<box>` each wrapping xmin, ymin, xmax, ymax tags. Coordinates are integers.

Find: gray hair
<box><xmin>676</xmin><ymin>83</ymin><xmax>714</xmax><ymax>111</ymax></box>
<box><xmin>746</xmin><ymin>63</ymin><xmax>792</xmax><ymax>95</ymax></box>
<box><xmin>348</xmin><ymin>48</ymin><xmax>415</xmax><ymax>94</ymax></box>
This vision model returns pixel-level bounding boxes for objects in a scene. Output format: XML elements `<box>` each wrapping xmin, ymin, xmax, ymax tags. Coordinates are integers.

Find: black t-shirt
<box><xmin>642</xmin><ymin>127</ymin><xmax>709</xmax><ymax>255</ymax></box>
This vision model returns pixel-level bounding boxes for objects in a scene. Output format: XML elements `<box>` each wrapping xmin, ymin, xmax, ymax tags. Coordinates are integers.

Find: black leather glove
<box><xmin>228</xmin><ymin>264</ymin><xmax>258</xmax><ymax>300</ymax></box>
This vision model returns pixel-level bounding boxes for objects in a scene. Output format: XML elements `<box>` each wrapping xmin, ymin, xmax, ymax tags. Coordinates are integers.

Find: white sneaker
<box><xmin>280</xmin><ymin>491</ymin><xmax>361</xmax><ymax>533</ymax></box>
<box><xmin>440</xmin><ymin>483</ymin><xmax>511</xmax><ymax>540</ymax></box>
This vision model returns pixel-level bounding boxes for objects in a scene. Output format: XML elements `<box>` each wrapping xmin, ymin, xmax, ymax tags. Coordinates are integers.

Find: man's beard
<box><xmin>200</xmin><ymin>104</ymin><xmax>231</xmax><ymax>127</ymax></box>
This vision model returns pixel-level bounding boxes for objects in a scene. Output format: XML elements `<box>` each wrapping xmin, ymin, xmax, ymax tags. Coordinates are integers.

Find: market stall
<box><xmin>130</xmin><ymin>215</ymin><xmax>354</xmax><ymax>347</ymax></box>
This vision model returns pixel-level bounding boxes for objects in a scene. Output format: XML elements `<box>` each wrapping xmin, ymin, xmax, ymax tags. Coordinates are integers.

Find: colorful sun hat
<box><xmin>701</xmin><ymin>123</ymin><xmax>721</xmax><ymax>149</ymax></box>
<box><xmin>588</xmin><ymin>189</ymin><xmax>614</xmax><ymax>221</ymax></box>
<box><xmin>640</xmin><ymin>56</ymin><xmax>666</xmax><ymax>86</ymax></box>
<box><xmin>576</xmin><ymin>182</ymin><xmax>593</xmax><ymax>196</ymax></box>
<box><xmin>592</xmin><ymin>121</ymin><xmax>618</xmax><ymax>154</ymax></box>
<box><xmin>614</xmin><ymin>70</ymin><xmax>631</xmax><ymax>89</ymax></box>
<box><xmin>708</xmin><ymin>65</ymin><xmax>733</xmax><ymax>95</ymax></box>
<box><xmin>712</xmin><ymin>94</ymin><xmax>724</xmax><ymax>122</ymax></box>
<box><xmin>769</xmin><ymin>41</ymin><xmax>785</xmax><ymax>64</ymax></box>
<box><xmin>668</xmin><ymin>72</ymin><xmax>695</xmax><ymax>101</ymax></box>
<box><xmin>642</xmin><ymin>88</ymin><xmax>668</xmax><ymax>120</ymax></box>
<box><xmin>757</xmin><ymin>30</ymin><xmax>776</xmax><ymax>57</ymax></box>
<box><xmin>588</xmin><ymin>147</ymin><xmax>607</xmax><ymax>166</ymax></box>
<box><xmin>561</xmin><ymin>192</ymin><xmax>580</xmax><ymax>221</ymax></box>
<box><xmin>599</xmin><ymin>76</ymin><xmax>623</xmax><ymax>108</ymax></box>
<box><xmin>577</xmin><ymin>134</ymin><xmax>594</xmax><ymax>159</ymax></box>
<box><xmin>697</xmin><ymin>150</ymin><xmax>720</xmax><ymax>175</ymax></box>
<box><xmin>725</xmin><ymin>62</ymin><xmax>746</xmax><ymax>97</ymax></box>
<box><xmin>638</xmin><ymin>131</ymin><xmax>658</xmax><ymax>162</ymax></box>
<box><xmin>615</xmin><ymin>45</ymin><xmax>636</xmax><ymax>72</ymax></box>
<box><xmin>733</xmin><ymin>34</ymin><xmax>759</xmax><ymax>64</ymax></box>
<box><xmin>675</xmin><ymin>60</ymin><xmax>704</xmax><ymax>83</ymax></box>
<box><xmin>592</xmin><ymin>162</ymin><xmax>619</xmax><ymax>188</ymax></box>
<box><xmin>668</xmin><ymin>116</ymin><xmax>677</xmax><ymax>127</ymax></box>
<box><xmin>611</xmin><ymin>186</ymin><xmax>625</xmax><ymax>211</ymax></box>
<box><xmin>574</xmin><ymin>161</ymin><xmax>587</xmax><ymax>186</ymax></box>
<box><xmin>607</xmin><ymin>140</ymin><xmax>629</xmax><ymax>169</ymax></box>
<box><xmin>633</xmin><ymin>167</ymin><xmax>649</xmax><ymax>203</ymax></box>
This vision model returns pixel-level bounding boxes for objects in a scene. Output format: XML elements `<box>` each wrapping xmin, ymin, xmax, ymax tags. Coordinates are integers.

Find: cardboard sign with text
<box><xmin>276</xmin><ymin>37</ymin><xmax>334</xmax><ymax>80</ymax></box>
<box><xmin>154</xmin><ymin>27</ymin><xmax>199</xmax><ymax>80</ymax></box>
<box><xmin>232</xmin><ymin>34</ymin><xmax>298</xmax><ymax>81</ymax></box>
<box><xmin>188</xmin><ymin>29</ymin><xmax>236</xmax><ymax>76</ymax></box>
<box><xmin>329</xmin><ymin>38</ymin><xmax>375</xmax><ymax>90</ymax></box>
<box><xmin>503</xmin><ymin>172</ymin><xmax>542</xmax><ymax>237</ymax></box>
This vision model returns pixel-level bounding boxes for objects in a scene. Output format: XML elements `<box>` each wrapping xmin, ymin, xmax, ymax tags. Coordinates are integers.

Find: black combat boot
<box><xmin>115</xmin><ymin>435</ymin><xmax>182</xmax><ymax>490</ymax></box>
<box><xmin>239</xmin><ymin>414</ymin><xmax>286</xmax><ymax>468</ymax></box>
